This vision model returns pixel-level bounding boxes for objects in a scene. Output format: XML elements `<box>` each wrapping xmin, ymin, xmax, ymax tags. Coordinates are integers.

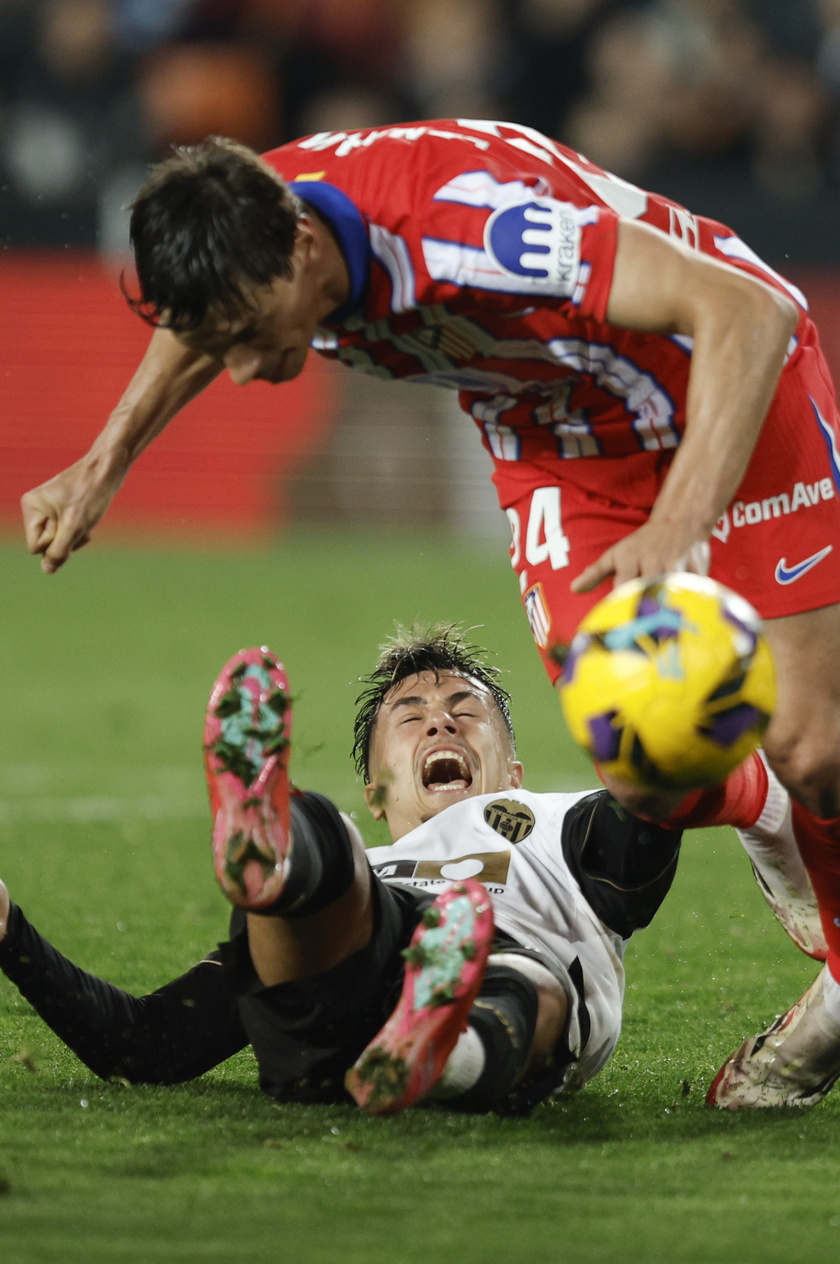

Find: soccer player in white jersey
<box><xmin>0</xmin><ymin>629</ymin><xmax>830</xmax><ymax>1113</ymax></box>
<box><xmin>18</xmin><ymin>121</ymin><xmax>840</xmax><ymax>1107</ymax></box>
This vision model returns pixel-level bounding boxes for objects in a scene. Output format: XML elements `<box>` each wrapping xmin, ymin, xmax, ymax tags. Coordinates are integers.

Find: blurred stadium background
<box><xmin>5</xmin><ymin>10</ymin><xmax>840</xmax><ymax>1259</ymax></box>
<box><xmin>5</xmin><ymin>0</ymin><xmax>840</xmax><ymax>546</ymax></box>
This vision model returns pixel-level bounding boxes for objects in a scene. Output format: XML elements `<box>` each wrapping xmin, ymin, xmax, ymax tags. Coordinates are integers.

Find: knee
<box><xmin>765</xmin><ymin>728</ymin><xmax>840</xmax><ymax>818</ymax></box>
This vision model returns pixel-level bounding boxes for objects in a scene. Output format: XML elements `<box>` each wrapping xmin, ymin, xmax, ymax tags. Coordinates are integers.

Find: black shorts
<box><xmin>220</xmin><ymin>876</ymin><xmax>433</xmax><ymax>1104</ymax></box>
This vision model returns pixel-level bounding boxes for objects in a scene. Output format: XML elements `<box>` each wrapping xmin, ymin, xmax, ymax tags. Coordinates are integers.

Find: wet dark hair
<box><xmin>352</xmin><ymin>624</ymin><xmax>515</xmax><ymax>779</ymax></box>
<box><xmin>124</xmin><ymin>136</ymin><xmax>302</xmax><ymax>332</ymax></box>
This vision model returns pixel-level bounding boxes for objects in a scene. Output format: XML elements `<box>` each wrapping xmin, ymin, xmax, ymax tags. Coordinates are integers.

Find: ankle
<box><xmin>822</xmin><ymin>966</ymin><xmax>840</xmax><ymax>1026</ymax></box>
<box><xmin>431</xmin><ymin>1026</ymin><xmax>486</xmax><ymax>1098</ymax></box>
<box><xmin>771</xmin><ymin>971</ymin><xmax>840</xmax><ymax>1079</ymax></box>
<box><xmin>451</xmin><ymin>961</ymin><xmax>540</xmax><ymax>1110</ymax></box>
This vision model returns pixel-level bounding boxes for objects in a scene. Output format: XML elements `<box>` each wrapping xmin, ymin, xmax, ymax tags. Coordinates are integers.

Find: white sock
<box><xmin>428</xmin><ymin>1025</ymin><xmax>486</xmax><ymax>1099</ymax></box>
<box><xmin>821</xmin><ymin>968</ymin><xmax>840</xmax><ymax>1028</ymax></box>
<box><xmin>736</xmin><ymin>755</ymin><xmax>814</xmax><ymax>901</ymax></box>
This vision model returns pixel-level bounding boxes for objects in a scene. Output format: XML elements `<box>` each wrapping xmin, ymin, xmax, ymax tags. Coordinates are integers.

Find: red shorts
<box><xmin>491</xmin><ymin>328</ymin><xmax>840</xmax><ymax>684</ymax></box>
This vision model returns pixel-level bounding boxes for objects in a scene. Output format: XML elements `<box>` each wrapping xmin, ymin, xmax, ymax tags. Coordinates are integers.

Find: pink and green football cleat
<box><xmin>203</xmin><ymin>647</ymin><xmax>293</xmax><ymax>910</ymax></box>
<box><xmin>346</xmin><ymin>879</ymin><xmax>494</xmax><ymax>1115</ymax></box>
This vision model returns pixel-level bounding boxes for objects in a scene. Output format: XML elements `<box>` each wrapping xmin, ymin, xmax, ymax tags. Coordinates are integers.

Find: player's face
<box><xmin>175</xmin><ymin>227</ymin><xmax>326</xmax><ymax>385</ymax></box>
<box><xmin>365</xmin><ymin>671</ymin><xmax>523</xmax><ymax>842</ymax></box>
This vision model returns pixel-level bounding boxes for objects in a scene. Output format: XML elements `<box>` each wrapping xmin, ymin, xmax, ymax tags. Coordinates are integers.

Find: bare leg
<box><xmin>484</xmin><ymin>954</ymin><xmax>568</xmax><ymax>1083</ymax></box>
<box><xmin>707</xmin><ymin>604</ymin><xmax>840</xmax><ymax>1107</ymax></box>
<box><xmin>762</xmin><ymin>606</ymin><xmax>840</xmax><ymax>977</ymax></box>
<box><xmin>246</xmin><ymin>823</ymin><xmax>375</xmax><ymax>986</ymax></box>
<box><xmin>763</xmin><ymin>605</ymin><xmax>840</xmax><ymax>817</ymax></box>
<box><xmin>431</xmin><ymin>956</ymin><xmax>569</xmax><ymax>1101</ymax></box>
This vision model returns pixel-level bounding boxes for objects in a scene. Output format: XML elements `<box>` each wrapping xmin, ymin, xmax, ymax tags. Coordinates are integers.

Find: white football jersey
<box><xmin>365</xmin><ymin>788</ymin><xmax>626</xmax><ymax>1087</ymax></box>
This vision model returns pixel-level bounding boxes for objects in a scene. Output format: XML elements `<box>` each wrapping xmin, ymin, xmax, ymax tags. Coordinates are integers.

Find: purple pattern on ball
<box><xmin>632</xmin><ymin>591</ymin><xmax>684</xmax><ymax>643</ymax></box>
<box><xmin>722</xmin><ymin>600</ymin><xmax>758</xmax><ymax>656</ymax></box>
<box><xmin>637</xmin><ymin>594</ymin><xmax>660</xmax><ymax>618</ymax></box>
<box><xmin>561</xmin><ymin>633</ymin><xmax>590</xmax><ymax>686</ymax></box>
<box><xmin>636</xmin><ymin>591</ymin><xmax>682</xmax><ymax>642</ymax></box>
<box><xmin>588</xmin><ymin>710</ymin><xmax>623</xmax><ymax>761</ymax></box>
<box><xmin>605</xmin><ymin>608</ymin><xmax>685</xmax><ymax>651</ymax></box>
<box><xmin>701</xmin><ymin>703</ymin><xmax>764</xmax><ymax>748</ymax></box>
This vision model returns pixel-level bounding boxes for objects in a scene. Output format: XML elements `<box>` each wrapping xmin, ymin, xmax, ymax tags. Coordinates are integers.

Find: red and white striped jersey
<box><xmin>263</xmin><ymin>119</ymin><xmax>809</xmax><ymax>462</ymax></box>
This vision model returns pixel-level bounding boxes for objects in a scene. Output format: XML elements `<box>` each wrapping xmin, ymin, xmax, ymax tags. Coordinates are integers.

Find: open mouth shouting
<box><xmin>421</xmin><ymin>748</ymin><xmax>474</xmax><ymax>794</ymax></box>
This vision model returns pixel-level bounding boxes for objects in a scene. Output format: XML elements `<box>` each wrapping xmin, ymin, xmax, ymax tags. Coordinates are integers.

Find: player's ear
<box><xmin>364</xmin><ymin>780</ymin><xmax>387</xmax><ymax>821</ymax></box>
<box><xmin>510</xmin><ymin>760</ymin><xmax>524</xmax><ymax>789</ymax></box>
<box><xmin>294</xmin><ymin>213</ymin><xmax>317</xmax><ymax>253</ymax></box>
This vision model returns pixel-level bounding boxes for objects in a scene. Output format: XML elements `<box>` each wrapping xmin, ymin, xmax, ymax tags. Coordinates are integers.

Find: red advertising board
<box><xmin>3</xmin><ymin>255</ymin><xmax>840</xmax><ymax>538</ymax></box>
<box><xmin>0</xmin><ymin>254</ymin><xmax>339</xmax><ymax>536</ymax></box>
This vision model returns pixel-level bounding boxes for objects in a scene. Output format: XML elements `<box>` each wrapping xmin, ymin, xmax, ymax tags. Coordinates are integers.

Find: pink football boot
<box><xmin>346</xmin><ymin>880</ymin><xmax>494</xmax><ymax>1115</ymax></box>
<box><xmin>203</xmin><ymin>647</ymin><xmax>293</xmax><ymax>910</ymax></box>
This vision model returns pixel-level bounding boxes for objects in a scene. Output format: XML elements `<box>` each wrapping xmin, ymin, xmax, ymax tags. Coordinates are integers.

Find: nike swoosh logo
<box><xmin>775</xmin><ymin>545</ymin><xmax>833</xmax><ymax>584</ymax></box>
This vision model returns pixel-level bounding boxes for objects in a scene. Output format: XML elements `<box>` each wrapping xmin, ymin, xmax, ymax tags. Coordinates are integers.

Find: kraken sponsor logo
<box><xmin>483</xmin><ymin>798</ymin><xmax>536</xmax><ymax>843</ymax></box>
<box><xmin>485</xmin><ymin>200</ymin><xmax>580</xmax><ymax>288</ymax></box>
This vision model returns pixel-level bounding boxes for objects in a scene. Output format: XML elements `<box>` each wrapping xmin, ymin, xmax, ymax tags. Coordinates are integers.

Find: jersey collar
<box><xmin>289</xmin><ymin>180</ymin><xmax>369</xmax><ymax>320</ymax></box>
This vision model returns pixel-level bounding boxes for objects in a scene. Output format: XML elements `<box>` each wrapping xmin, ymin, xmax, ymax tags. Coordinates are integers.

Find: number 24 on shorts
<box><xmin>507</xmin><ymin>487</ymin><xmax>570</xmax><ymax>571</ymax></box>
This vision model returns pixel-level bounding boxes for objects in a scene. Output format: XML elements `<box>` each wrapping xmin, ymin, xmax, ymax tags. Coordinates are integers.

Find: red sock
<box><xmin>662</xmin><ymin>751</ymin><xmax>769</xmax><ymax>831</ymax></box>
<box><xmin>791</xmin><ymin>801</ymin><xmax>840</xmax><ymax>984</ymax></box>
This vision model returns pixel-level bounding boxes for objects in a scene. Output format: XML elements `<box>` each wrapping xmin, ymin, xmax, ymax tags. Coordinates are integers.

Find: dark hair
<box><xmin>352</xmin><ymin>624</ymin><xmax>515</xmax><ymax>779</ymax></box>
<box><xmin>124</xmin><ymin>136</ymin><xmax>302</xmax><ymax>332</ymax></box>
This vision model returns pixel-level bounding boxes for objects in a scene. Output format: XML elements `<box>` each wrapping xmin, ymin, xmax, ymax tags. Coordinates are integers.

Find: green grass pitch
<box><xmin>0</xmin><ymin>530</ymin><xmax>838</xmax><ymax>1264</ymax></box>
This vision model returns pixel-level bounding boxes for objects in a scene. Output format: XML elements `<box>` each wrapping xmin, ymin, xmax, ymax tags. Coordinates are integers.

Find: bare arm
<box><xmin>21</xmin><ymin>328</ymin><xmax>222</xmax><ymax>573</ymax></box>
<box><xmin>572</xmin><ymin>218</ymin><xmax>799</xmax><ymax>592</ymax></box>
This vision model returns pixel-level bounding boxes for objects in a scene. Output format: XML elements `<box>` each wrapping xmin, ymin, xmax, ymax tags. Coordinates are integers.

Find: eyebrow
<box><xmin>388</xmin><ymin>689</ymin><xmax>482</xmax><ymax>713</ymax></box>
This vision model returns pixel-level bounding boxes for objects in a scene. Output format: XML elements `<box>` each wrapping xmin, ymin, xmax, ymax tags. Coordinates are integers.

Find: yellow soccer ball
<box><xmin>558</xmin><ymin>573</ymin><xmax>776</xmax><ymax>789</ymax></box>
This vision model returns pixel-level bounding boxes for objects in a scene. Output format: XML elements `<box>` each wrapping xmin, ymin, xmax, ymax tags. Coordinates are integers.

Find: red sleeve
<box><xmin>575</xmin><ymin>211</ymin><xmax>619</xmax><ymax>323</ymax></box>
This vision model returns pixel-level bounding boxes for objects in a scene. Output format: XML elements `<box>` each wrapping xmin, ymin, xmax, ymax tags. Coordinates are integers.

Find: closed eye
<box><xmin>230</xmin><ymin>325</ymin><xmax>258</xmax><ymax>346</ymax></box>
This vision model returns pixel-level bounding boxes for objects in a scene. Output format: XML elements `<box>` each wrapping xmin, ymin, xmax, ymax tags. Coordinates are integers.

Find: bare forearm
<box><xmin>21</xmin><ymin>327</ymin><xmax>222</xmax><ymax>571</ymax></box>
<box><xmin>89</xmin><ymin>327</ymin><xmax>222</xmax><ymax>474</ymax></box>
<box><xmin>650</xmin><ymin>279</ymin><xmax>797</xmax><ymax>538</ymax></box>
<box><xmin>574</xmin><ymin>220</ymin><xmax>798</xmax><ymax>591</ymax></box>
